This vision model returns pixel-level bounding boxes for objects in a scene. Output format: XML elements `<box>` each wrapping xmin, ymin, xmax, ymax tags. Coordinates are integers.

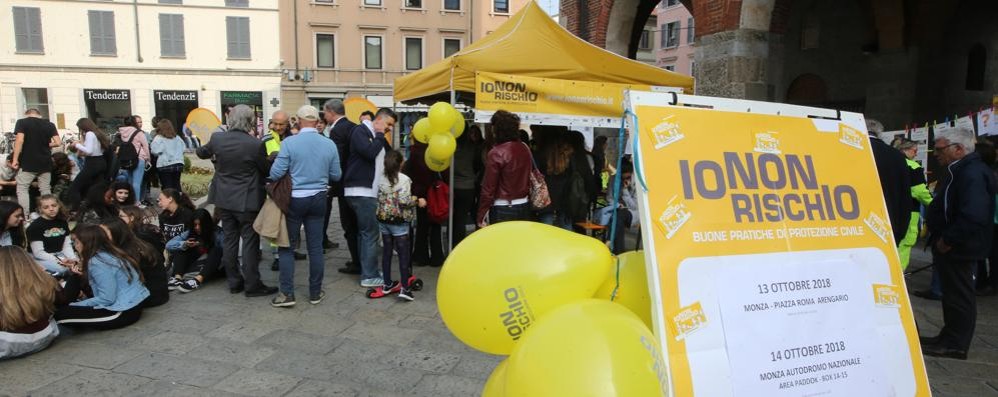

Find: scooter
<box><xmin>366</xmin><ymin>275</ymin><xmax>424</xmax><ymax>298</ymax></box>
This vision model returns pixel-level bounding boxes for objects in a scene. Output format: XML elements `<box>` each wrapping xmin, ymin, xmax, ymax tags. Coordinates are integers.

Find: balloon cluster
<box><xmin>412</xmin><ymin>102</ymin><xmax>465</xmax><ymax>172</ymax></box>
<box><xmin>437</xmin><ymin>222</ymin><xmax>666</xmax><ymax>396</ymax></box>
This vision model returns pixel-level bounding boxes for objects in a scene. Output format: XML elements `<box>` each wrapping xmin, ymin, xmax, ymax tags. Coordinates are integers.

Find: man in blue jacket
<box><xmin>269</xmin><ymin>105</ymin><xmax>341</xmax><ymax>307</ymax></box>
<box><xmin>922</xmin><ymin>126</ymin><xmax>997</xmax><ymax>359</ymax></box>
<box><xmin>343</xmin><ymin>108</ymin><xmax>395</xmax><ymax>288</ymax></box>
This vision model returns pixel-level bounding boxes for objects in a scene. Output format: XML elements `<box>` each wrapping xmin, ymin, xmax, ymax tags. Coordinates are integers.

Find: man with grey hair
<box><xmin>921</xmin><ymin>126</ymin><xmax>996</xmax><ymax>359</ymax></box>
<box><xmin>197</xmin><ymin>104</ymin><xmax>278</xmax><ymax>298</ymax></box>
<box><xmin>324</xmin><ymin>99</ymin><xmax>361</xmax><ymax>274</ymax></box>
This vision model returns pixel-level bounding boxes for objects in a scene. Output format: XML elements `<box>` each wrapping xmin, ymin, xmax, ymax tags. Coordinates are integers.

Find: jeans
<box><xmin>538</xmin><ymin>211</ymin><xmax>572</xmax><ymax>230</ymax></box>
<box><xmin>346</xmin><ymin>196</ymin><xmax>380</xmax><ymax>280</ymax></box>
<box><xmin>381</xmin><ymin>224</ymin><xmax>412</xmax><ymax>288</ymax></box>
<box><xmin>489</xmin><ymin>203</ymin><xmax>532</xmax><ymax>224</ymax></box>
<box><xmin>158</xmin><ymin>163</ymin><xmax>183</xmax><ymax>192</ymax></box>
<box><xmin>610</xmin><ymin>208</ymin><xmax>633</xmax><ymax>255</ymax></box>
<box><xmin>122</xmin><ymin>159</ymin><xmax>145</xmax><ymax>200</ymax></box>
<box><xmin>279</xmin><ymin>192</ymin><xmax>327</xmax><ymax>297</ymax></box>
<box><xmin>16</xmin><ymin>170</ymin><xmax>50</xmax><ymax>211</ymax></box>
<box><xmin>219</xmin><ymin>209</ymin><xmax>262</xmax><ymax>290</ymax></box>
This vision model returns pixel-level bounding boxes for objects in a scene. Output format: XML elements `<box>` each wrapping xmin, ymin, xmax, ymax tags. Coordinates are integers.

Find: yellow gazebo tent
<box><xmin>393</xmin><ymin>1</ymin><xmax>694</xmax><ymax>104</ymax></box>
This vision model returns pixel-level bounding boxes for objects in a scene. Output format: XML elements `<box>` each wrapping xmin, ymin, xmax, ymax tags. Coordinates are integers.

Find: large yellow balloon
<box><xmin>427</xmin><ymin>133</ymin><xmax>457</xmax><ymax>160</ymax></box>
<box><xmin>504</xmin><ymin>300</ymin><xmax>668</xmax><ymax>397</ymax></box>
<box><xmin>424</xmin><ymin>150</ymin><xmax>449</xmax><ymax>172</ymax></box>
<box><xmin>593</xmin><ymin>251</ymin><xmax>652</xmax><ymax>329</ymax></box>
<box><xmin>481</xmin><ymin>360</ymin><xmax>508</xmax><ymax>397</ymax></box>
<box><xmin>428</xmin><ymin>102</ymin><xmax>457</xmax><ymax>132</ymax></box>
<box><xmin>438</xmin><ymin>222</ymin><xmax>613</xmax><ymax>355</ymax></box>
<box><xmin>450</xmin><ymin>108</ymin><xmax>466</xmax><ymax>139</ymax></box>
<box><xmin>412</xmin><ymin>118</ymin><xmax>432</xmax><ymax>144</ymax></box>
<box><xmin>185</xmin><ymin>108</ymin><xmax>221</xmax><ymax>144</ymax></box>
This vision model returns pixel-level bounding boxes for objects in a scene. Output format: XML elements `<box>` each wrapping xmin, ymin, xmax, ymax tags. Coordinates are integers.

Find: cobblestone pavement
<box><xmin>1</xmin><ymin>221</ymin><xmax>995</xmax><ymax>396</ymax></box>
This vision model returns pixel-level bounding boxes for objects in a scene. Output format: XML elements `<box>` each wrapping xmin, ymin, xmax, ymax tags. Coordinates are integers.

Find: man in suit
<box><xmin>197</xmin><ymin>104</ymin><xmax>278</xmax><ymax>298</ymax></box>
<box><xmin>323</xmin><ymin>99</ymin><xmax>361</xmax><ymax>275</ymax></box>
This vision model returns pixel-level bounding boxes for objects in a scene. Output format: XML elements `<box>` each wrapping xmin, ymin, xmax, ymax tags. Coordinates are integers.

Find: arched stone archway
<box><xmin>786</xmin><ymin>73</ymin><xmax>828</xmax><ymax>104</ymax></box>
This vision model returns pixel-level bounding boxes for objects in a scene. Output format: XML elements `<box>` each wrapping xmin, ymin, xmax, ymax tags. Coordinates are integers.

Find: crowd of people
<box><xmin>0</xmin><ymin>103</ymin><xmax>635</xmax><ymax>359</ymax></box>
<box><xmin>869</xmin><ymin>119</ymin><xmax>998</xmax><ymax>361</ymax></box>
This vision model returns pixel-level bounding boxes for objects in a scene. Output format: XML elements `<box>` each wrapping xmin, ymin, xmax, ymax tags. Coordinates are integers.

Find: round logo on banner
<box><xmin>186</xmin><ymin>108</ymin><xmax>222</xmax><ymax>144</ymax></box>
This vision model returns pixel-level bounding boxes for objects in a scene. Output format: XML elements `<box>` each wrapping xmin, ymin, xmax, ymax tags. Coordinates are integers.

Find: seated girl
<box><xmin>54</xmin><ymin>224</ymin><xmax>149</xmax><ymax>330</ymax></box>
<box><xmin>26</xmin><ymin>195</ymin><xmax>78</xmax><ymax>275</ymax></box>
<box><xmin>0</xmin><ymin>246</ymin><xmax>61</xmax><ymax>359</ymax></box>
<box><xmin>165</xmin><ymin>209</ymin><xmax>223</xmax><ymax>293</ymax></box>
<box><xmin>109</xmin><ymin>181</ymin><xmax>136</xmax><ymax>208</ymax></box>
<box><xmin>0</xmin><ymin>201</ymin><xmax>26</xmax><ymax>248</ymax></box>
<box><xmin>74</xmin><ymin>184</ymin><xmax>118</xmax><ymax>226</ymax></box>
<box><xmin>100</xmin><ymin>216</ymin><xmax>169</xmax><ymax>308</ymax></box>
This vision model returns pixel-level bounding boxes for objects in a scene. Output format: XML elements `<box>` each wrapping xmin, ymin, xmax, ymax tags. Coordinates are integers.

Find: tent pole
<box><xmin>447</xmin><ymin>71</ymin><xmax>456</xmax><ymax>255</ymax></box>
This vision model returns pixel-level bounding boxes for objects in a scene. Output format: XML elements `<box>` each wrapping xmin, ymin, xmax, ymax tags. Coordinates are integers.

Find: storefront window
<box><xmin>84</xmin><ymin>89</ymin><xmax>131</xmax><ymax>134</ymax></box>
<box><xmin>220</xmin><ymin>91</ymin><xmax>264</xmax><ymax>135</ymax></box>
<box><xmin>154</xmin><ymin>90</ymin><xmax>199</xmax><ymax>135</ymax></box>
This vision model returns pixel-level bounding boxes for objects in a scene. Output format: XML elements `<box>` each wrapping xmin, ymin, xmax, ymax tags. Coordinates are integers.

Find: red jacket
<box><xmin>477</xmin><ymin>141</ymin><xmax>532</xmax><ymax>223</ymax></box>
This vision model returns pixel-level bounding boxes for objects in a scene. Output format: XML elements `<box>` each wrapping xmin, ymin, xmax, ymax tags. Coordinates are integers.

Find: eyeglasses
<box><xmin>934</xmin><ymin>143</ymin><xmax>958</xmax><ymax>152</ymax></box>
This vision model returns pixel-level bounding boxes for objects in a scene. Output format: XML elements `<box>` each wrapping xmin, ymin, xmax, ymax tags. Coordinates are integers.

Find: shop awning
<box><xmin>393</xmin><ymin>1</ymin><xmax>695</xmax><ymax>104</ymax></box>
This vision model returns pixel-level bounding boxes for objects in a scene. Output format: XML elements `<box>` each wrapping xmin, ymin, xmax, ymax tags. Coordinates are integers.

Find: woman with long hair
<box><xmin>50</xmin><ymin>152</ymin><xmax>77</xmax><ymax>203</ymax></box>
<box><xmin>26</xmin><ymin>195</ymin><xmax>77</xmax><ymax>275</ymax></box>
<box><xmin>477</xmin><ymin>110</ymin><xmax>534</xmax><ymax>227</ymax></box>
<box><xmin>54</xmin><ymin>224</ymin><xmax>148</xmax><ymax>330</ymax></box>
<box><xmin>0</xmin><ymin>200</ymin><xmax>26</xmax><ymax>248</ymax></box>
<box><xmin>0</xmin><ymin>246</ymin><xmax>61</xmax><ymax>359</ymax></box>
<box><xmin>157</xmin><ymin>188</ymin><xmax>195</xmax><ymax>290</ymax></box>
<box><xmin>150</xmin><ymin>119</ymin><xmax>186</xmax><ymax>192</ymax></box>
<box><xmin>74</xmin><ymin>183</ymin><xmax>118</xmax><ymax>225</ymax></box>
<box><xmin>376</xmin><ymin>150</ymin><xmax>418</xmax><ymax>300</ymax></box>
<box><xmin>109</xmin><ymin>180</ymin><xmax>137</xmax><ymax>207</ymax></box>
<box><xmin>68</xmin><ymin>118</ymin><xmax>110</xmax><ymax>209</ymax></box>
<box><xmin>116</xmin><ymin>115</ymin><xmax>150</xmax><ymax>201</ymax></box>
<box><xmin>100</xmin><ymin>216</ymin><xmax>168</xmax><ymax>307</ymax></box>
<box><xmin>164</xmin><ymin>208</ymin><xmax>223</xmax><ymax>293</ymax></box>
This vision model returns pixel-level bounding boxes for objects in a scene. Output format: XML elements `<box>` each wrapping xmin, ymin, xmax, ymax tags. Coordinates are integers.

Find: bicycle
<box><xmin>0</xmin><ymin>131</ymin><xmax>14</xmax><ymax>155</ymax></box>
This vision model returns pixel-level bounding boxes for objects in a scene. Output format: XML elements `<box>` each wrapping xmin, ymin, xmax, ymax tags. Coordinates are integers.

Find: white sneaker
<box><xmin>360</xmin><ymin>277</ymin><xmax>383</xmax><ymax>288</ymax></box>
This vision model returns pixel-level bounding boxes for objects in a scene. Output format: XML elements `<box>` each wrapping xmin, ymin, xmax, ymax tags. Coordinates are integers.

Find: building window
<box><xmin>664</xmin><ymin>21</ymin><xmax>680</xmax><ymax>48</ymax></box>
<box><xmin>22</xmin><ymin>88</ymin><xmax>50</xmax><ymax>120</ymax></box>
<box><xmin>443</xmin><ymin>38</ymin><xmax>461</xmax><ymax>57</ymax></box>
<box><xmin>364</xmin><ymin>36</ymin><xmax>383</xmax><ymax>69</ymax></box>
<box><xmin>225</xmin><ymin>0</ymin><xmax>249</xmax><ymax>7</ymax></box>
<box><xmin>316</xmin><ymin>34</ymin><xmax>335</xmax><ymax>68</ymax></box>
<box><xmin>494</xmin><ymin>0</ymin><xmax>508</xmax><ymax>13</ymax></box>
<box><xmin>800</xmin><ymin>15</ymin><xmax>819</xmax><ymax>50</ymax></box>
<box><xmin>12</xmin><ymin>7</ymin><xmax>43</xmax><ymax>54</ymax></box>
<box><xmin>404</xmin><ymin>0</ymin><xmax>422</xmax><ymax>8</ymax></box>
<box><xmin>226</xmin><ymin>16</ymin><xmax>251</xmax><ymax>59</ymax></box>
<box><xmin>967</xmin><ymin>44</ymin><xmax>987</xmax><ymax>91</ymax></box>
<box><xmin>364</xmin><ymin>0</ymin><xmax>382</xmax><ymax>6</ymax></box>
<box><xmin>88</xmin><ymin>11</ymin><xmax>116</xmax><ymax>56</ymax></box>
<box><xmin>158</xmin><ymin>0</ymin><xmax>182</xmax><ymax>4</ymax></box>
<box><xmin>405</xmin><ymin>37</ymin><xmax>423</xmax><ymax>70</ymax></box>
<box><xmin>159</xmin><ymin>14</ymin><xmax>185</xmax><ymax>57</ymax></box>
<box><xmin>687</xmin><ymin>17</ymin><xmax>694</xmax><ymax>45</ymax></box>
<box><xmin>443</xmin><ymin>0</ymin><xmax>460</xmax><ymax>11</ymax></box>
<box><xmin>639</xmin><ymin>30</ymin><xmax>651</xmax><ymax>50</ymax></box>
<box><xmin>664</xmin><ymin>64</ymin><xmax>676</xmax><ymax>72</ymax></box>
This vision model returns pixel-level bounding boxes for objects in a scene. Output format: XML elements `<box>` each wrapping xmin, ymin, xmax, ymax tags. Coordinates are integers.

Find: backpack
<box><xmin>115</xmin><ymin>131</ymin><xmax>140</xmax><ymax>170</ymax></box>
<box><xmin>426</xmin><ymin>177</ymin><xmax>450</xmax><ymax>225</ymax></box>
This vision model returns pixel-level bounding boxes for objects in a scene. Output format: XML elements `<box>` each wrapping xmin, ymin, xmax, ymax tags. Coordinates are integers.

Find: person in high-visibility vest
<box><xmin>262</xmin><ymin>111</ymin><xmax>304</xmax><ymax>270</ymax></box>
<box><xmin>897</xmin><ymin>140</ymin><xmax>933</xmax><ymax>269</ymax></box>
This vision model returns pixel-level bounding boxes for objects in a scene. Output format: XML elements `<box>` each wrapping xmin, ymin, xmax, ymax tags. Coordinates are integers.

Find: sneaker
<box><xmin>309</xmin><ymin>291</ymin><xmax>326</xmax><ymax>305</ymax></box>
<box><xmin>178</xmin><ymin>278</ymin><xmax>201</xmax><ymax>293</ymax></box>
<box><xmin>271</xmin><ymin>293</ymin><xmax>296</xmax><ymax>307</ymax></box>
<box><xmin>398</xmin><ymin>288</ymin><xmax>414</xmax><ymax>301</ymax></box>
<box><xmin>360</xmin><ymin>277</ymin><xmax>384</xmax><ymax>288</ymax></box>
<box><xmin>167</xmin><ymin>277</ymin><xmax>182</xmax><ymax>291</ymax></box>
<box><xmin>381</xmin><ymin>281</ymin><xmax>401</xmax><ymax>295</ymax></box>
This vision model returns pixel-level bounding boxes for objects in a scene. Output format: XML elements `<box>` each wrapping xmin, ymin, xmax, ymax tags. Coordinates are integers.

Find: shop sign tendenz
<box><xmin>678</xmin><ymin>152</ymin><xmax>860</xmax><ymax>224</ymax></box>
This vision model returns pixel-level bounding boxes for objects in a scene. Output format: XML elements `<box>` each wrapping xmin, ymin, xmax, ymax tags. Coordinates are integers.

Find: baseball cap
<box><xmin>297</xmin><ymin>105</ymin><xmax>320</xmax><ymax>121</ymax></box>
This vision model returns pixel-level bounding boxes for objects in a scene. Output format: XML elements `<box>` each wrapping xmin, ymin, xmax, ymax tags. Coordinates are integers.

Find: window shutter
<box><xmin>173</xmin><ymin>15</ymin><xmax>185</xmax><ymax>55</ymax></box>
<box><xmin>104</xmin><ymin>12</ymin><xmax>116</xmax><ymax>54</ymax></box>
<box><xmin>89</xmin><ymin>11</ymin><xmax>101</xmax><ymax>53</ymax></box>
<box><xmin>239</xmin><ymin>17</ymin><xmax>250</xmax><ymax>58</ymax></box>
<box><xmin>13</xmin><ymin>8</ymin><xmax>28</xmax><ymax>51</ymax></box>
<box><xmin>226</xmin><ymin>17</ymin><xmax>237</xmax><ymax>57</ymax></box>
<box><xmin>27</xmin><ymin>8</ymin><xmax>43</xmax><ymax>51</ymax></box>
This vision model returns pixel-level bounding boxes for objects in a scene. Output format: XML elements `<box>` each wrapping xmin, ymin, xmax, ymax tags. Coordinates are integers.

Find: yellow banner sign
<box><xmin>475</xmin><ymin>72</ymin><xmax>666</xmax><ymax>117</ymax></box>
<box><xmin>629</xmin><ymin>94</ymin><xmax>930</xmax><ymax>396</ymax></box>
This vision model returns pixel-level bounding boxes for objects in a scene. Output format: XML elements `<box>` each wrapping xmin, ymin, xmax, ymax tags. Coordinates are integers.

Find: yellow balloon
<box><xmin>438</xmin><ymin>222</ymin><xmax>613</xmax><ymax>355</ymax></box>
<box><xmin>593</xmin><ymin>251</ymin><xmax>652</xmax><ymax>329</ymax></box>
<box><xmin>412</xmin><ymin>118</ymin><xmax>432</xmax><ymax>144</ymax></box>
<box><xmin>424</xmin><ymin>149</ymin><xmax>449</xmax><ymax>172</ymax></box>
<box><xmin>482</xmin><ymin>360</ymin><xmax>508</xmax><ymax>397</ymax></box>
<box><xmin>450</xmin><ymin>108</ymin><xmax>466</xmax><ymax>138</ymax></box>
<box><xmin>428</xmin><ymin>102</ymin><xmax>457</xmax><ymax>132</ymax></box>
<box><xmin>504</xmin><ymin>300</ymin><xmax>668</xmax><ymax>397</ymax></box>
<box><xmin>427</xmin><ymin>133</ymin><xmax>457</xmax><ymax>160</ymax></box>
<box><xmin>185</xmin><ymin>108</ymin><xmax>221</xmax><ymax>144</ymax></box>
